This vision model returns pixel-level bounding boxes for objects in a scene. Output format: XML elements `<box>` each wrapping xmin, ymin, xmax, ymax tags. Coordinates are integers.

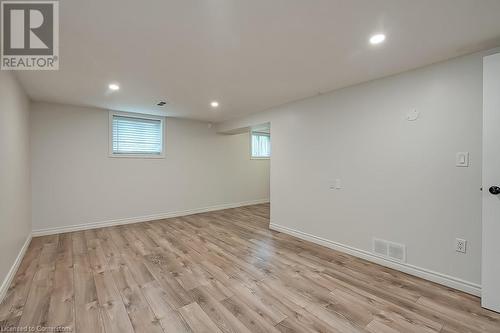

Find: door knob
<box><xmin>489</xmin><ymin>186</ymin><xmax>500</xmax><ymax>195</ymax></box>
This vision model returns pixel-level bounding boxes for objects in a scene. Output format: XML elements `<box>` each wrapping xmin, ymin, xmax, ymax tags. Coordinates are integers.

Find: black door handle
<box><xmin>489</xmin><ymin>186</ymin><xmax>500</xmax><ymax>195</ymax></box>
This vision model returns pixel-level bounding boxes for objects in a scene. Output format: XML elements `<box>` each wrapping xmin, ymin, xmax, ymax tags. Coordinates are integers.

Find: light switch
<box><xmin>456</xmin><ymin>152</ymin><xmax>469</xmax><ymax>167</ymax></box>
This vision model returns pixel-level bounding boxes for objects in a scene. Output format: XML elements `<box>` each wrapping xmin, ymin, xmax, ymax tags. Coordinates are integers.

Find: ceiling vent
<box><xmin>373</xmin><ymin>238</ymin><xmax>406</xmax><ymax>263</ymax></box>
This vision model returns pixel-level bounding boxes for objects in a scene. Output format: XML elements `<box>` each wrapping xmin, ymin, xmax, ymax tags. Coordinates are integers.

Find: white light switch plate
<box><xmin>456</xmin><ymin>152</ymin><xmax>469</xmax><ymax>167</ymax></box>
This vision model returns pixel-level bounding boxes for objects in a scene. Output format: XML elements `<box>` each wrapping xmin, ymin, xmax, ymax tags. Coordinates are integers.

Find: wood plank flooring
<box><xmin>1</xmin><ymin>204</ymin><xmax>499</xmax><ymax>332</ymax></box>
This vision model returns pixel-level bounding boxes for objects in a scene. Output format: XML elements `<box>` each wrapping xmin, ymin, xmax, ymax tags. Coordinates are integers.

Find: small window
<box><xmin>251</xmin><ymin>131</ymin><xmax>271</xmax><ymax>159</ymax></box>
<box><xmin>109</xmin><ymin>112</ymin><xmax>164</xmax><ymax>157</ymax></box>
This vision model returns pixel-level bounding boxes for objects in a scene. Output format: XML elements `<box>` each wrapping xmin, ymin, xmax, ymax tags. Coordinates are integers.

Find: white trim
<box><xmin>32</xmin><ymin>199</ymin><xmax>270</xmax><ymax>237</ymax></box>
<box><xmin>269</xmin><ymin>223</ymin><xmax>481</xmax><ymax>296</ymax></box>
<box><xmin>108</xmin><ymin>111</ymin><xmax>166</xmax><ymax>159</ymax></box>
<box><xmin>0</xmin><ymin>234</ymin><xmax>32</xmax><ymax>303</ymax></box>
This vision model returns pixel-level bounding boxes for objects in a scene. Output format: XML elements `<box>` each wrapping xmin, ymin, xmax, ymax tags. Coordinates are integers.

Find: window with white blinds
<box><xmin>110</xmin><ymin>113</ymin><xmax>164</xmax><ymax>157</ymax></box>
<box><xmin>251</xmin><ymin>131</ymin><xmax>271</xmax><ymax>158</ymax></box>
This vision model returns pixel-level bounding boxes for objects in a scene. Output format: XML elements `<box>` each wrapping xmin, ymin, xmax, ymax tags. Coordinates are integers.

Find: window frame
<box><xmin>250</xmin><ymin>130</ymin><xmax>271</xmax><ymax>160</ymax></box>
<box><xmin>108</xmin><ymin>111</ymin><xmax>165</xmax><ymax>159</ymax></box>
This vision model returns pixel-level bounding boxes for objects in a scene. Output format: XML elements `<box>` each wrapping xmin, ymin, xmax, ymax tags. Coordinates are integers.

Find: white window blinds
<box><xmin>112</xmin><ymin>115</ymin><xmax>163</xmax><ymax>155</ymax></box>
<box><xmin>251</xmin><ymin>131</ymin><xmax>271</xmax><ymax>158</ymax></box>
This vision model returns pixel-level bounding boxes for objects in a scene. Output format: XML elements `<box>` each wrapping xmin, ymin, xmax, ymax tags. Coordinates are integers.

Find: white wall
<box><xmin>218</xmin><ymin>49</ymin><xmax>500</xmax><ymax>291</ymax></box>
<box><xmin>31</xmin><ymin>103</ymin><xmax>269</xmax><ymax>233</ymax></box>
<box><xmin>0</xmin><ymin>72</ymin><xmax>32</xmax><ymax>294</ymax></box>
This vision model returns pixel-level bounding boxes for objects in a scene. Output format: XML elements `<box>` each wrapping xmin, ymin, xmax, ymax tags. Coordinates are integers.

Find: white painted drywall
<box><xmin>0</xmin><ymin>72</ymin><xmax>32</xmax><ymax>286</ymax></box>
<box><xmin>218</xmin><ymin>49</ymin><xmax>500</xmax><ymax>286</ymax></box>
<box><xmin>30</xmin><ymin>103</ymin><xmax>270</xmax><ymax>232</ymax></box>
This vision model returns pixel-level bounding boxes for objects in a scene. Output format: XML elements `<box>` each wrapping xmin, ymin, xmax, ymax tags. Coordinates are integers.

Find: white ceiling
<box><xmin>16</xmin><ymin>0</ymin><xmax>500</xmax><ymax>122</ymax></box>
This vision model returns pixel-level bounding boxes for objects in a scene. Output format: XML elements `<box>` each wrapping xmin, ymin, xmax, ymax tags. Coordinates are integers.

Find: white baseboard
<box><xmin>0</xmin><ymin>234</ymin><xmax>32</xmax><ymax>303</ymax></box>
<box><xmin>32</xmin><ymin>199</ymin><xmax>270</xmax><ymax>237</ymax></box>
<box><xmin>270</xmin><ymin>223</ymin><xmax>481</xmax><ymax>296</ymax></box>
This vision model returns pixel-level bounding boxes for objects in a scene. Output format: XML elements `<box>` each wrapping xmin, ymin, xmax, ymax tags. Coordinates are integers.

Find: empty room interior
<box><xmin>2</xmin><ymin>1</ymin><xmax>500</xmax><ymax>332</ymax></box>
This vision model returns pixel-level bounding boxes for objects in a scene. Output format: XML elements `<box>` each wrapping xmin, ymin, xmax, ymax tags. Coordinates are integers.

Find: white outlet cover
<box><xmin>406</xmin><ymin>109</ymin><xmax>419</xmax><ymax>121</ymax></box>
<box><xmin>456</xmin><ymin>238</ymin><xmax>467</xmax><ymax>253</ymax></box>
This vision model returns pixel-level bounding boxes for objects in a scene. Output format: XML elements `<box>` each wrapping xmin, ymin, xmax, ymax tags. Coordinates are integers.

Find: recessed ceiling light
<box><xmin>108</xmin><ymin>83</ymin><xmax>120</xmax><ymax>91</ymax></box>
<box><xmin>369</xmin><ymin>34</ymin><xmax>386</xmax><ymax>45</ymax></box>
<box><xmin>211</xmin><ymin>101</ymin><xmax>219</xmax><ymax>108</ymax></box>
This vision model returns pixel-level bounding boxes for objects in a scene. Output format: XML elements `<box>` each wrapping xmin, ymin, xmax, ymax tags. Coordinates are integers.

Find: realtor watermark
<box><xmin>0</xmin><ymin>326</ymin><xmax>71</xmax><ymax>332</ymax></box>
<box><xmin>1</xmin><ymin>0</ymin><xmax>59</xmax><ymax>70</ymax></box>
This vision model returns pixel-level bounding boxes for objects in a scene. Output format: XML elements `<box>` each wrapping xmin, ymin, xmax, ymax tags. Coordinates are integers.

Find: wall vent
<box><xmin>373</xmin><ymin>238</ymin><xmax>406</xmax><ymax>262</ymax></box>
<box><xmin>373</xmin><ymin>239</ymin><xmax>388</xmax><ymax>256</ymax></box>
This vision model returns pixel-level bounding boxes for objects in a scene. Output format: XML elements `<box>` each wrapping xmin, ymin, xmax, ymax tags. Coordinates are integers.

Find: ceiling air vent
<box><xmin>373</xmin><ymin>238</ymin><xmax>406</xmax><ymax>263</ymax></box>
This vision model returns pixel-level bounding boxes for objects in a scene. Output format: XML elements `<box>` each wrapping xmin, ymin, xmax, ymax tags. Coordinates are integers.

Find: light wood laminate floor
<box><xmin>1</xmin><ymin>204</ymin><xmax>499</xmax><ymax>332</ymax></box>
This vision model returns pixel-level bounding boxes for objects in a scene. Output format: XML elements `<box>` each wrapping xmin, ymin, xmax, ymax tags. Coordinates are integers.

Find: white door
<box><xmin>482</xmin><ymin>53</ymin><xmax>500</xmax><ymax>312</ymax></box>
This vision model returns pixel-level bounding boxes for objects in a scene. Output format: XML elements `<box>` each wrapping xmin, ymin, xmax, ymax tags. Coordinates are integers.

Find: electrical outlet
<box><xmin>456</xmin><ymin>238</ymin><xmax>467</xmax><ymax>253</ymax></box>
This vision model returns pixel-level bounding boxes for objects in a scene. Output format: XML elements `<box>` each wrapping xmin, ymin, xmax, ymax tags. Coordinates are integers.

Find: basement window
<box><xmin>251</xmin><ymin>131</ymin><xmax>271</xmax><ymax>159</ymax></box>
<box><xmin>109</xmin><ymin>112</ymin><xmax>164</xmax><ymax>158</ymax></box>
